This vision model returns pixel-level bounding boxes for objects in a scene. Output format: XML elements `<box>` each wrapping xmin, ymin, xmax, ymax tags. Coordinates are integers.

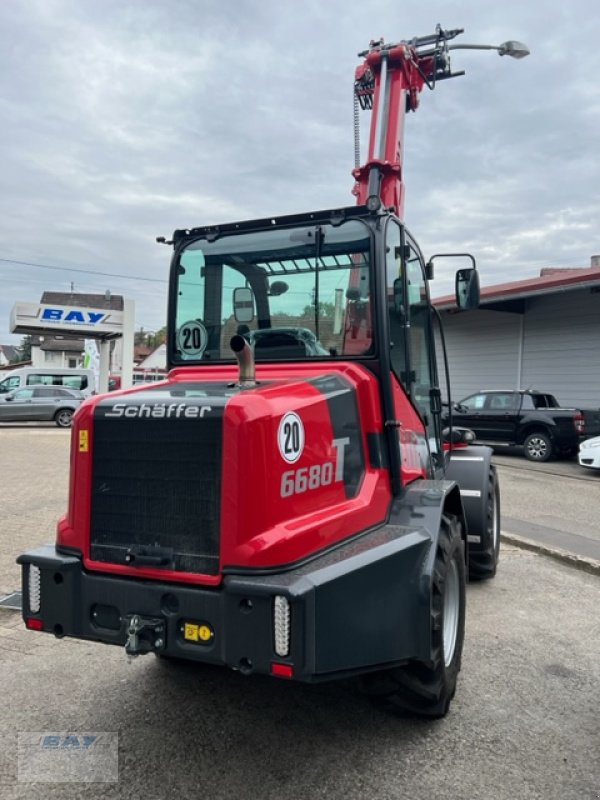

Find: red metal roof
<box><xmin>433</xmin><ymin>267</ymin><xmax>600</xmax><ymax>309</ymax></box>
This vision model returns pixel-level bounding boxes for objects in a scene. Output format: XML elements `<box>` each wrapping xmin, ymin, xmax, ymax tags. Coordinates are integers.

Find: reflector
<box><xmin>273</xmin><ymin>595</ymin><xmax>291</xmax><ymax>657</ymax></box>
<box><xmin>28</xmin><ymin>565</ymin><xmax>41</xmax><ymax>614</ymax></box>
<box><xmin>271</xmin><ymin>662</ymin><xmax>294</xmax><ymax>679</ymax></box>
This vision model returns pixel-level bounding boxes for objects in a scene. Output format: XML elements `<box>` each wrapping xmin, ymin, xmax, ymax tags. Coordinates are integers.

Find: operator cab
<box><xmin>170</xmin><ymin>208</ymin><xmax>375</xmax><ymax>366</ymax></box>
<box><xmin>167</xmin><ymin>204</ymin><xmax>478</xmax><ymax>486</ymax></box>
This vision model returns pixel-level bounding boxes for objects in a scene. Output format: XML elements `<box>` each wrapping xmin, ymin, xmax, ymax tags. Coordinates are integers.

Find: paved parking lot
<box><xmin>492</xmin><ymin>450</ymin><xmax>600</xmax><ymax>567</ymax></box>
<box><xmin>0</xmin><ymin>427</ymin><xmax>599</xmax><ymax>799</ymax></box>
<box><xmin>0</xmin><ymin>426</ymin><xmax>70</xmax><ymax>595</ymax></box>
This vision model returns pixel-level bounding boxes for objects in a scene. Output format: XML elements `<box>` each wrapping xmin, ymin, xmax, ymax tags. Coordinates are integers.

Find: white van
<box><xmin>0</xmin><ymin>368</ymin><xmax>96</xmax><ymax>397</ymax></box>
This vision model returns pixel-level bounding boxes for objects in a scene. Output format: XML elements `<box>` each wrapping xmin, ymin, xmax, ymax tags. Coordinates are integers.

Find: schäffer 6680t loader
<box><xmin>19</xmin><ymin>26</ymin><xmax>506</xmax><ymax>717</ymax></box>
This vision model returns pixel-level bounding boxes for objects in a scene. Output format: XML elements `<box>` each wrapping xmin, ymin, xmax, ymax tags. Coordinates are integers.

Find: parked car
<box><xmin>578</xmin><ymin>436</ymin><xmax>600</xmax><ymax>471</ymax></box>
<box><xmin>0</xmin><ymin>367</ymin><xmax>96</xmax><ymax>397</ymax></box>
<box><xmin>446</xmin><ymin>389</ymin><xmax>600</xmax><ymax>462</ymax></box>
<box><xmin>0</xmin><ymin>386</ymin><xmax>84</xmax><ymax>427</ymax></box>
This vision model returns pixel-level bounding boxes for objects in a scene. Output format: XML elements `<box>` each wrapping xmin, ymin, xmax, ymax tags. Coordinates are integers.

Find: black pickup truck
<box><xmin>447</xmin><ymin>389</ymin><xmax>600</xmax><ymax>462</ymax></box>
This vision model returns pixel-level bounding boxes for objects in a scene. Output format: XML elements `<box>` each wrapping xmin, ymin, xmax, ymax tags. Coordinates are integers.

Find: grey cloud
<box><xmin>1</xmin><ymin>0</ymin><xmax>599</xmax><ymax>341</ymax></box>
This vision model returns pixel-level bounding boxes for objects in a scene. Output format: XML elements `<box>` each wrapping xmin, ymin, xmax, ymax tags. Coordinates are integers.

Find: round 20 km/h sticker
<box><xmin>278</xmin><ymin>412</ymin><xmax>305</xmax><ymax>464</ymax></box>
<box><xmin>177</xmin><ymin>320</ymin><xmax>208</xmax><ymax>357</ymax></box>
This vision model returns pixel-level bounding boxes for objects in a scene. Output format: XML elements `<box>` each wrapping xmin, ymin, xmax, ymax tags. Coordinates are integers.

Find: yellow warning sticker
<box><xmin>79</xmin><ymin>430</ymin><xmax>89</xmax><ymax>453</ymax></box>
<box><xmin>198</xmin><ymin>625</ymin><xmax>212</xmax><ymax>642</ymax></box>
<box><xmin>183</xmin><ymin>621</ymin><xmax>214</xmax><ymax>643</ymax></box>
<box><xmin>184</xmin><ymin>623</ymin><xmax>199</xmax><ymax>642</ymax></box>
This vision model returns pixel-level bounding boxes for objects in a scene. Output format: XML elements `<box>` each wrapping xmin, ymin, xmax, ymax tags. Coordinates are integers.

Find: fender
<box><xmin>388</xmin><ymin>478</ymin><xmax>467</xmax><ymax>559</ymax></box>
<box><xmin>516</xmin><ymin>417</ymin><xmax>556</xmax><ymax>445</ymax></box>
<box><xmin>444</xmin><ymin>445</ymin><xmax>493</xmax><ymax>547</ymax></box>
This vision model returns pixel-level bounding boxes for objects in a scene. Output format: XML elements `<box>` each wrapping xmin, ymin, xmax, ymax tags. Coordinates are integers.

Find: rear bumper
<box><xmin>18</xmin><ymin>524</ymin><xmax>433</xmax><ymax>681</ymax></box>
<box><xmin>578</xmin><ymin>452</ymin><xmax>600</xmax><ymax>470</ymax></box>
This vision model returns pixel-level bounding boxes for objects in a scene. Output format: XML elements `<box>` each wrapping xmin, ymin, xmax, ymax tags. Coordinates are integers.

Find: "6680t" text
<box><xmin>280</xmin><ymin>437</ymin><xmax>349</xmax><ymax>498</ymax></box>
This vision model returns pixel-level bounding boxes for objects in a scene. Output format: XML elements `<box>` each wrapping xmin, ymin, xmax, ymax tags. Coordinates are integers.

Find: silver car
<box><xmin>0</xmin><ymin>386</ymin><xmax>84</xmax><ymax>427</ymax></box>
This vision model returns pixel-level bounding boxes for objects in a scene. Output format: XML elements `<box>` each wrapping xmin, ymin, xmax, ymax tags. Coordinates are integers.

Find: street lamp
<box><xmin>447</xmin><ymin>40</ymin><xmax>530</xmax><ymax>59</ymax></box>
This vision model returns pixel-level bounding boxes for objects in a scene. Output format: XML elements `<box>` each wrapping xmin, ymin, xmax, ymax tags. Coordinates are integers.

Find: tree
<box><xmin>14</xmin><ymin>336</ymin><xmax>32</xmax><ymax>362</ymax></box>
<box><xmin>301</xmin><ymin>302</ymin><xmax>336</xmax><ymax>318</ymax></box>
<box><xmin>134</xmin><ymin>327</ymin><xmax>167</xmax><ymax>349</ymax></box>
<box><xmin>147</xmin><ymin>327</ymin><xmax>167</xmax><ymax>348</ymax></box>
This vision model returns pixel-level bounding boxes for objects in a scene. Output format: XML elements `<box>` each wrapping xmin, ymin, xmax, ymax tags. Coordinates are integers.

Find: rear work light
<box><xmin>574</xmin><ymin>412</ymin><xmax>585</xmax><ymax>434</ymax></box>
<box><xmin>273</xmin><ymin>595</ymin><xmax>291</xmax><ymax>658</ymax></box>
<box><xmin>28</xmin><ymin>565</ymin><xmax>41</xmax><ymax>614</ymax></box>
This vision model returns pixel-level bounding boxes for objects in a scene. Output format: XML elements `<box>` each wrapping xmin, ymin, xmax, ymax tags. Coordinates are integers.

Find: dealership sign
<box><xmin>10</xmin><ymin>302</ymin><xmax>124</xmax><ymax>338</ymax></box>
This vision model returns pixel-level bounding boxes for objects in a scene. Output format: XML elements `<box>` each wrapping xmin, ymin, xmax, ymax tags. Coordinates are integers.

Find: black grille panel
<box><xmin>90</xmin><ymin>415</ymin><xmax>222</xmax><ymax>575</ymax></box>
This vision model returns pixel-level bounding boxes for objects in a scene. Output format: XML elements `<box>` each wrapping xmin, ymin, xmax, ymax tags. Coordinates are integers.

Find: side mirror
<box><xmin>455</xmin><ymin>268</ymin><xmax>480</xmax><ymax>310</ymax></box>
<box><xmin>233</xmin><ymin>287</ymin><xmax>255</xmax><ymax>323</ymax></box>
<box><xmin>442</xmin><ymin>427</ymin><xmax>476</xmax><ymax>445</ymax></box>
<box><xmin>268</xmin><ymin>281</ymin><xmax>289</xmax><ymax>297</ymax></box>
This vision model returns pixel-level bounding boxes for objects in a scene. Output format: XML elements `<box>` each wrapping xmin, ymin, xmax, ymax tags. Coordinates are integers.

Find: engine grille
<box><xmin>89</xmin><ymin>415</ymin><xmax>222</xmax><ymax>575</ymax></box>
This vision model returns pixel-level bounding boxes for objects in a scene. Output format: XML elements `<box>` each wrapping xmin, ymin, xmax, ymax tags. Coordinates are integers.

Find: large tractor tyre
<box><xmin>523</xmin><ymin>431</ymin><xmax>552</xmax><ymax>462</ymax></box>
<box><xmin>468</xmin><ymin>466</ymin><xmax>500</xmax><ymax>581</ymax></box>
<box><xmin>361</xmin><ymin>515</ymin><xmax>466</xmax><ymax>718</ymax></box>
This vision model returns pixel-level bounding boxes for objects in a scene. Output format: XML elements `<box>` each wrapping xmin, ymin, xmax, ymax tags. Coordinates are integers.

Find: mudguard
<box><xmin>444</xmin><ymin>445</ymin><xmax>494</xmax><ymax>550</ymax></box>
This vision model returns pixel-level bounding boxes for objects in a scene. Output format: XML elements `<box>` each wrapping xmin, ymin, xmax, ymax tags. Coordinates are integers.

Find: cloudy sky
<box><xmin>1</xmin><ymin>0</ymin><xmax>599</xmax><ymax>345</ymax></box>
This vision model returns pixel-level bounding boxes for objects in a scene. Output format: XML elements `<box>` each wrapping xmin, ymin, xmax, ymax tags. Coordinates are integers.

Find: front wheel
<box><xmin>523</xmin><ymin>431</ymin><xmax>552</xmax><ymax>462</ymax></box>
<box><xmin>360</xmin><ymin>515</ymin><xmax>466</xmax><ymax>718</ymax></box>
<box><xmin>469</xmin><ymin>466</ymin><xmax>500</xmax><ymax>580</ymax></box>
<box><xmin>54</xmin><ymin>408</ymin><xmax>74</xmax><ymax>428</ymax></box>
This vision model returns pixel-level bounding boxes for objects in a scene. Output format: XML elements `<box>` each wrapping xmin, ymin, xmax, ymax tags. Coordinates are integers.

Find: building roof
<box><xmin>31</xmin><ymin>335</ymin><xmax>85</xmax><ymax>352</ymax></box>
<box><xmin>0</xmin><ymin>344</ymin><xmax>20</xmax><ymax>361</ymax></box>
<box><xmin>133</xmin><ymin>344</ymin><xmax>153</xmax><ymax>362</ymax></box>
<box><xmin>434</xmin><ymin>266</ymin><xmax>600</xmax><ymax>311</ymax></box>
<box><xmin>41</xmin><ymin>291</ymin><xmax>123</xmax><ymax>310</ymax></box>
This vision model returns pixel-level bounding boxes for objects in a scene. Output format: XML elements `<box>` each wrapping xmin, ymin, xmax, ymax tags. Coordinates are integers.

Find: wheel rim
<box><xmin>57</xmin><ymin>411</ymin><xmax>72</xmax><ymax>427</ymax></box>
<box><xmin>491</xmin><ymin>487</ymin><xmax>499</xmax><ymax>551</ymax></box>
<box><xmin>443</xmin><ymin>559</ymin><xmax>460</xmax><ymax>667</ymax></box>
<box><xmin>527</xmin><ymin>437</ymin><xmax>548</xmax><ymax>459</ymax></box>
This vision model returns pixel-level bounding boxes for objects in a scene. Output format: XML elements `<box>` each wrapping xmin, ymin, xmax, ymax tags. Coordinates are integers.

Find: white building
<box><xmin>434</xmin><ymin>259</ymin><xmax>600</xmax><ymax>408</ymax></box>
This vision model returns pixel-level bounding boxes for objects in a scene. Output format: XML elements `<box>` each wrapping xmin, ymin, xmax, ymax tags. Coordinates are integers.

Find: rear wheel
<box><xmin>360</xmin><ymin>515</ymin><xmax>466</xmax><ymax>718</ymax></box>
<box><xmin>523</xmin><ymin>431</ymin><xmax>552</xmax><ymax>461</ymax></box>
<box><xmin>54</xmin><ymin>408</ymin><xmax>74</xmax><ymax>428</ymax></box>
<box><xmin>468</xmin><ymin>466</ymin><xmax>500</xmax><ymax>580</ymax></box>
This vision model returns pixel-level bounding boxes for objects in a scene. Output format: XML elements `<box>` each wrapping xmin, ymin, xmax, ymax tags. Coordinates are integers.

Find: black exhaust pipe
<box><xmin>230</xmin><ymin>335</ymin><xmax>256</xmax><ymax>387</ymax></box>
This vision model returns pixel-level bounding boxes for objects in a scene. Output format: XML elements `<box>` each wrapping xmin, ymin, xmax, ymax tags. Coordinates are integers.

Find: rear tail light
<box><xmin>273</xmin><ymin>595</ymin><xmax>291</xmax><ymax>657</ymax></box>
<box><xmin>26</xmin><ymin>617</ymin><xmax>44</xmax><ymax>631</ymax></box>
<box><xmin>574</xmin><ymin>411</ymin><xmax>585</xmax><ymax>434</ymax></box>
<box><xmin>271</xmin><ymin>662</ymin><xmax>294</xmax><ymax>678</ymax></box>
<box><xmin>28</xmin><ymin>565</ymin><xmax>41</xmax><ymax>614</ymax></box>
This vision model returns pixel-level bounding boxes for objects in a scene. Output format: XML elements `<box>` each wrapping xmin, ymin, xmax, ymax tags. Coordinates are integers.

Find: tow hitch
<box><xmin>124</xmin><ymin>614</ymin><xmax>166</xmax><ymax>659</ymax></box>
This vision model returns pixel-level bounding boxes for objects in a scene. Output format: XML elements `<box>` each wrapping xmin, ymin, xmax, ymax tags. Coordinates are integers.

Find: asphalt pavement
<box><xmin>492</xmin><ymin>450</ymin><xmax>600</xmax><ymax>570</ymax></box>
<box><xmin>0</xmin><ymin>427</ymin><xmax>599</xmax><ymax>798</ymax></box>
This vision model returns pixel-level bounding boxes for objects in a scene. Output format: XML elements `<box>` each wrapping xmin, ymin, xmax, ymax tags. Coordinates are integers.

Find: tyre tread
<box><xmin>361</xmin><ymin>514</ymin><xmax>466</xmax><ymax>718</ymax></box>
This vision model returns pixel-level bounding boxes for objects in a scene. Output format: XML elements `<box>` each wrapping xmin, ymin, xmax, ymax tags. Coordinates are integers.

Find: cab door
<box><xmin>386</xmin><ymin>220</ymin><xmax>442</xmax><ymax>478</ymax></box>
